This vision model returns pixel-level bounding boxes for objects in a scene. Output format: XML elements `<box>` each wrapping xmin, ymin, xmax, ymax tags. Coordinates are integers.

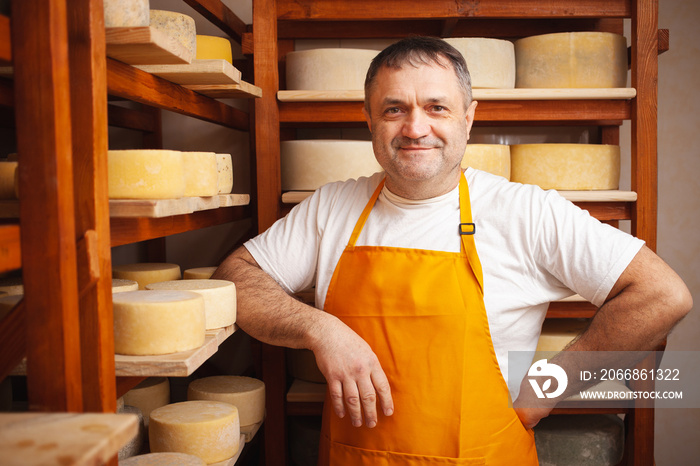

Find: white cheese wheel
<box><xmin>112</xmin><ymin>278</ymin><xmax>139</xmax><ymax>293</ymax></box>
<box><xmin>285</xmin><ymin>48</ymin><xmax>378</xmax><ymax>90</ymax></box>
<box><xmin>196</xmin><ymin>35</ymin><xmax>233</xmax><ymax>64</ymax></box>
<box><xmin>123</xmin><ymin>377</ymin><xmax>171</xmax><ymax>427</ymax></box>
<box><xmin>108</xmin><ymin>150</ymin><xmax>185</xmax><ymax>200</ymax></box>
<box><xmin>103</xmin><ymin>0</ymin><xmax>149</xmax><ymax>27</ymax></box>
<box><xmin>183</xmin><ymin>267</ymin><xmax>217</xmax><ymax>280</ymax></box>
<box><xmin>113</xmin><ymin>290</ymin><xmax>206</xmax><ymax>355</ymax></box>
<box><xmin>461</xmin><ymin>144</ymin><xmax>511</xmax><ymax>180</ymax></box>
<box><xmin>149</xmin><ymin>10</ymin><xmax>196</xmax><ymax>63</ymax></box>
<box><xmin>510</xmin><ymin>144</ymin><xmax>620</xmax><ymax>190</ymax></box>
<box><xmin>183</xmin><ymin>152</ymin><xmax>218</xmax><ymax>197</ymax></box>
<box><xmin>0</xmin><ymin>276</ymin><xmax>23</xmax><ymax>296</ymax></box>
<box><xmin>187</xmin><ymin>376</ymin><xmax>265</xmax><ymax>428</ymax></box>
<box><xmin>536</xmin><ymin>319</ymin><xmax>590</xmax><ymax>353</ymax></box>
<box><xmin>286</xmin><ymin>348</ymin><xmax>326</xmax><ymax>384</ymax></box>
<box><xmin>0</xmin><ymin>161</ymin><xmax>18</xmax><ymax>199</ymax></box>
<box><xmin>216</xmin><ymin>154</ymin><xmax>233</xmax><ymax>194</ymax></box>
<box><xmin>149</xmin><ymin>400</ymin><xmax>240</xmax><ymax>464</ymax></box>
<box><xmin>112</xmin><ymin>263</ymin><xmax>182</xmax><ymax>290</ymax></box>
<box><xmin>281</xmin><ymin>140</ymin><xmax>383</xmax><ymax>191</ymax></box>
<box><xmin>515</xmin><ymin>32</ymin><xmax>628</xmax><ymax>88</ymax></box>
<box><xmin>121</xmin><ymin>453</ymin><xmax>206</xmax><ymax>466</ymax></box>
<box><xmin>444</xmin><ymin>37</ymin><xmax>515</xmax><ymax>89</ymax></box>
<box><xmin>145</xmin><ymin>279</ymin><xmax>236</xmax><ymax>330</ymax></box>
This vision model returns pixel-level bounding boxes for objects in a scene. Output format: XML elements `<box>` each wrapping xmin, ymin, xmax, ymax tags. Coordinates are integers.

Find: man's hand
<box><xmin>513</xmin><ymin>377</ymin><xmax>556</xmax><ymax>429</ymax></box>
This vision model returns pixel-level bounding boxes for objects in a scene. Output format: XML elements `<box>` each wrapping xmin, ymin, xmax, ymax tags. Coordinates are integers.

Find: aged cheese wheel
<box><xmin>188</xmin><ymin>376</ymin><xmax>265</xmax><ymax>428</ymax></box>
<box><xmin>121</xmin><ymin>452</ymin><xmax>206</xmax><ymax>466</ymax></box>
<box><xmin>461</xmin><ymin>144</ymin><xmax>511</xmax><ymax>180</ymax></box>
<box><xmin>281</xmin><ymin>140</ymin><xmax>383</xmax><ymax>191</ymax></box>
<box><xmin>183</xmin><ymin>152</ymin><xmax>218</xmax><ymax>197</ymax></box>
<box><xmin>515</xmin><ymin>32</ymin><xmax>628</xmax><ymax>88</ymax></box>
<box><xmin>112</xmin><ymin>263</ymin><xmax>182</xmax><ymax>290</ymax></box>
<box><xmin>183</xmin><ymin>267</ymin><xmax>218</xmax><ymax>280</ymax></box>
<box><xmin>149</xmin><ymin>10</ymin><xmax>196</xmax><ymax>63</ymax></box>
<box><xmin>287</xmin><ymin>348</ymin><xmax>326</xmax><ymax>384</ymax></box>
<box><xmin>444</xmin><ymin>37</ymin><xmax>515</xmax><ymax>89</ymax></box>
<box><xmin>113</xmin><ymin>290</ymin><xmax>206</xmax><ymax>355</ymax></box>
<box><xmin>195</xmin><ymin>35</ymin><xmax>233</xmax><ymax>64</ymax></box>
<box><xmin>123</xmin><ymin>377</ymin><xmax>171</xmax><ymax>427</ymax></box>
<box><xmin>149</xmin><ymin>400</ymin><xmax>240</xmax><ymax>464</ymax></box>
<box><xmin>103</xmin><ymin>0</ymin><xmax>149</xmax><ymax>27</ymax></box>
<box><xmin>0</xmin><ymin>276</ymin><xmax>23</xmax><ymax>296</ymax></box>
<box><xmin>112</xmin><ymin>278</ymin><xmax>139</xmax><ymax>293</ymax></box>
<box><xmin>216</xmin><ymin>154</ymin><xmax>234</xmax><ymax>194</ymax></box>
<box><xmin>108</xmin><ymin>150</ymin><xmax>185</xmax><ymax>200</ymax></box>
<box><xmin>118</xmin><ymin>404</ymin><xmax>145</xmax><ymax>460</ymax></box>
<box><xmin>286</xmin><ymin>48</ymin><xmax>378</xmax><ymax>90</ymax></box>
<box><xmin>146</xmin><ymin>279</ymin><xmax>236</xmax><ymax>330</ymax></box>
<box><xmin>536</xmin><ymin>319</ymin><xmax>590</xmax><ymax>353</ymax></box>
<box><xmin>0</xmin><ymin>161</ymin><xmax>18</xmax><ymax>199</ymax></box>
<box><xmin>510</xmin><ymin>144</ymin><xmax>620</xmax><ymax>190</ymax></box>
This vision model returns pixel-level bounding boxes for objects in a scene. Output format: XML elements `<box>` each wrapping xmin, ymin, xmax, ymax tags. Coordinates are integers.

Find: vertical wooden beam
<box><xmin>12</xmin><ymin>0</ymin><xmax>83</xmax><ymax>412</ymax></box>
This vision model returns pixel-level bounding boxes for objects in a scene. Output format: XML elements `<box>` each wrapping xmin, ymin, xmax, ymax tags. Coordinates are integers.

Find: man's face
<box><xmin>363</xmin><ymin>59</ymin><xmax>477</xmax><ymax>199</ymax></box>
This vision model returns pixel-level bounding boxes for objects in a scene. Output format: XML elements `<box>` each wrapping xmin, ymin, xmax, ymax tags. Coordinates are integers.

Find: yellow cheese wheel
<box><xmin>188</xmin><ymin>376</ymin><xmax>265</xmax><ymax>428</ymax></box>
<box><xmin>183</xmin><ymin>152</ymin><xmax>218</xmax><ymax>197</ymax></box>
<box><xmin>286</xmin><ymin>348</ymin><xmax>326</xmax><ymax>384</ymax></box>
<box><xmin>285</xmin><ymin>48</ymin><xmax>378</xmax><ymax>90</ymax></box>
<box><xmin>536</xmin><ymin>319</ymin><xmax>590</xmax><ymax>353</ymax></box>
<box><xmin>123</xmin><ymin>377</ymin><xmax>171</xmax><ymax>427</ymax></box>
<box><xmin>113</xmin><ymin>290</ymin><xmax>206</xmax><ymax>355</ymax></box>
<box><xmin>0</xmin><ymin>276</ymin><xmax>23</xmax><ymax>296</ymax></box>
<box><xmin>510</xmin><ymin>144</ymin><xmax>620</xmax><ymax>190</ymax></box>
<box><xmin>183</xmin><ymin>267</ymin><xmax>218</xmax><ymax>280</ymax></box>
<box><xmin>112</xmin><ymin>278</ymin><xmax>139</xmax><ymax>293</ymax></box>
<box><xmin>461</xmin><ymin>144</ymin><xmax>511</xmax><ymax>179</ymax></box>
<box><xmin>195</xmin><ymin>35</ymin><xmax>233</xmax><ymax>64</ymax></box>
<box><xmin>281</xmin><ymin>140</ymin><xmax>383</xmax><ymax>191</ymax></box>
<box><xmin>112</xmin><ymin>263</ymin><xmax>182</xmax><ymax>290</ymax></box>
<box><xmin>146</xmin><ymin>279</ymin><xmax>236</xmax><ymax>330</ymax></box>
<box><xmin>515</xmin><ymin>32</ymin><xmax>628</xmax><ymax>88</ymax></box>
<box><xmin>149</xmin><ymin>400</ymin><xmax>240</xmax><ymax>464</ymax></box>
<box><xmin>108</xmin><ymin>150</ymin><xmax>185</xmax><ymax>200</ymax></box>
<box><xmin>120</xmin><ymin>452</ymin><xmax>206</xmax><ymax>466</ymax></box>
<box><xmin>216</xmin><ymin>154</ymin><xmax>233</xmax><ymax>194</ymax></box>
<box><xmin>149</xmin><ymin>10</ymin><xmax>196</xmax><ymax>63</ymax></box>
<box><xmin>444</xmin><ymin>37</ymin><xmax>515</xmax><ymax>89</ymax></box>
<box><xmin>103</xmin><ymin>0</ymin><xmax>149</xmax><ymax>27</ymax></box>
<box><xmin>0</xmin><ymin>161</ymin><xmax>18</xmax><ymax>199</ymax></box>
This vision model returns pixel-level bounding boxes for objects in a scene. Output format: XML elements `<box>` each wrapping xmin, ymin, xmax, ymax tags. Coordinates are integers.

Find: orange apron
<box><xmin>318</xmin><ymin>174</ymin><xmax>539</xmax><ymax>465</ymax></box>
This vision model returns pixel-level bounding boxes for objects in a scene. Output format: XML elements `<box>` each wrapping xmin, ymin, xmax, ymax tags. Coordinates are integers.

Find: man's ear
<box><xmin>465</xmin><ymin>100</ymin><xmax>478</xmax><ymax>141</ymax></box>
<box><xmin>362</xmin><ymin>106</ymin><xmax>372</xmax><ymax>132</ymax></box>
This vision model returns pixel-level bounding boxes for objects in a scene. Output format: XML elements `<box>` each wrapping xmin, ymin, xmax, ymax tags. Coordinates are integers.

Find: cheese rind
<box><xmin>196</xmin><ymin>35</ymin><xmax>233</xmax><ymax>64</ymax></box>
<box><xmin>216</xmin><ymin>154</ymin><xmax>234</xmax><ymax>194</ymax></box>
<box><xmin>149</xmin><ymin>10</ymin><xmax>196</xmax><ymax>63</ymax></box>
<box><xmin>113</xmin><ymin>290</ymin><xmax>206</xmax><ymax>355</ymax></box>
<box><xmin>149</xmin><ymin>400</ymin><xmax>240</xmax><ymax>464</ymax></box>
<box><xmin>120</xmin><ymin>452</ymin><xmax>206</xmax><ymax>466</ymax></box>
<box><xmin>112</xmin><ymin>278</ymin><xmax>139</xmax><ymax>293</ymax></box>
<box><xmin>183</xmin><ymin>267</ymin><xmax>218</xmax><ymax>280</ymax></box>
<box><xmin>286</xmin><ymin>48</ymin><xmax>378</xmax><ymax>90</ymax></box>
<box><xmin>108</xmin><ymin>150</ymin><xmax>185</xmax><ymax>199</ymax></box>
<box><xmin>112</xmin><ymin>263</ymin><xmax>182</xmax><ymax>290</ymax></box>
<box><xmin>444</xmin><ymin>37</ymin><xmax>516</xmax><ymax>89</ymax></box>
<box><xmin>0</xmin><ymin>161</ymin><xmax>18</xmax><ymax>199</ymax></box>
<box><xmin>183</xmin><ymin>152</ymin><xmax>218</xmax><ymax>197</ymax></box>
<box><xmin>188</xmin><ymin>376</ymin><xmax>265</xmax><ymax>427</ymax></box>
<box><xmin>123</xmin><ymin>377</ymin><xmax>171</xmax><ymax>427</ymax></box>
<box><xmin>104</xmin><ymin>0</ymin><xmax>149</xmax><ymax>28</ymax></box>
<box><xmin>461</xmin><ymin>144</ymin><xmax>511</xmax><ymax>180</ymax></box>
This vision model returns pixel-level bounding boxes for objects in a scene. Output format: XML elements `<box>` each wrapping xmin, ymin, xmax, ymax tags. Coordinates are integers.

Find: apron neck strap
<box><xmin>347</xmin><ymin>178</ymin><xmax>385</xmax><ymax>247</ymax></box>
<box><xmin>459</xmin><ymin>173</ymin><xmax>484</xmax><ymax>292</ymax></box>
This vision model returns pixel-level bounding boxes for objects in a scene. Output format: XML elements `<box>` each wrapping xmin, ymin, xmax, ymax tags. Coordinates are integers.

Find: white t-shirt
<box><xmin>245</xmin><ymin>169</ymin><xmax>644</xmax><ymax>395</ymax></box>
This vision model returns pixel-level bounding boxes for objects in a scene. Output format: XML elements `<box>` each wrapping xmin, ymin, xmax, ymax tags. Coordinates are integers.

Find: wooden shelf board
<box><xmin>0</xmin><ymin>224</ymin><xmax>21</xmax><ymax>273</ymax></box>
<box><xmin>135</xmin><ymin>59</ymin><xmax>242</xmax><ymax>85</ymax></box>
<box><xmin>186</xmin><ymin>80</ymin><xmax>263</xmax><ymax>99</ymax></box>
<box><xmin>0</xmin><ymin>412</ymin><xmax>138</xmax><ymax>466</ymax></box>
<box><xmin>106</xmin><ymin>26</ymin><xmax>192</xmax><ymax>65</ymax></box>
<box><xmin>287</xmin><ymin>378</ymin><xmax>327</xmax><ymax>403</ymax></box>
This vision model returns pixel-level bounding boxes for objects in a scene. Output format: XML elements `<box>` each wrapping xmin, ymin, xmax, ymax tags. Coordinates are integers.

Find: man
<box><xmin>213</xmin><ymin>37</ymin><xmax>691</xmax><ymax>464</ymax></box>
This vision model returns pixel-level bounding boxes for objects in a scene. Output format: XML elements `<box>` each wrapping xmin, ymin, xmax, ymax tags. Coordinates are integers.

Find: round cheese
<box><xmin>112</xmin><ymin>278</ymin><xmax>139</xmax><ymax>293</ymax></box>
<box><xmin>112</xmin><ymin>263</ymin><xmax>182</xmax><ymax>290</ymax></box>
<box><xmin>183</xmin><ymin>152</ymin><xmax>218</xmax><ymax>197</ymax></box>
<box><xmin>146</xmin><ymin>279</ymin><xmax>236</xmax><ymax>330</ymax></box>
<box><xmin>281</xmin><ymin>139</ymin><xmax>383</xmax><ymax>191</ymax></box>
<box><xmin>149</xmin><ymin>10</ymin><xmax>196</xmax><ymax>63</ymax></box>
<box><xmin>216</xmin><ymin>154</ymin><xmax>233</xmax><ymax>194</ymax></box>
<box><xmin>183</xmin><ymin>267</ymin><xmax>217</xmax><ymax>280</ymax></box>
<box><xmin>515</xmin><ymin>32</ymin><xmax>628</xmax><ymax>88</ymax></box>
<box><xmin>103</xmin><ymin>0</ymin><xmax>149</xmax><ymax>27</ymax></box>
<box><xmin>536</xmin><ymin>319</ymin><xmax>590</xmax><ymax>353</ymax></box>
<box><xmin>510</xmin><ymin>144</ymin><xmax>620</xmax><ymax>190</ymax></box>
<box><xmin>149</xmin><ymin>400</ymin><xmax>240</xmax><ymax>464</ymax></box>
<box><xmin>0</xmin><ymin>276</ymin><xmax>23</xmax><ymax>296</ymax></box>
<box><xmin>461</xmin><ymin>144</ymin><xmax>511</xmax><ymax>179</ymax></box>
<box><xmin>123</xmin><ymin>377</ymin><xmax>170</xmax><ymax>427</ymax></box>
<box><xmin>286</xmin><ymin>348</ymin><xmax>326</xmax><ymax>384</ymax></box>
<box><xmin>108</xmin><ymin>150</ymin><xmax>185</xmax><ymax>200</ymax></box>
<box><xmin>285</xmin><ymin>48</ymin><xmax>378</xmax><ymax>90</ymax></box>
<box><xmin>113</xmin><ymin>290</ymin><xmax>206</xmax><ymax>355</ymax></box>
<box><xmin>118</xmin><ymin>404</ymin><xmax>145</xmax><ymax>460</ymax></box>
<box><xmin>444</xmin><ymin>37</ymin><xmax>515</xmax><ymax>89</ymax></box>
<box><xmin>187</xmin><ymin>376</ymin><xmax>265</xmax><ymax>428</ymax></box>
<box><xmin>0</xmin><ymin>161</ymin><xmax>18</xmax><ymax>199</ymax></box>
<box><xmin>120</xmin><ymin>453</ymin><xmax>206</xmax><ymax>466</ymax></box>
<box><xmin>195</xmin><ymin>35</ymin><xmax>233</xmax><ymax>64</ymax></box>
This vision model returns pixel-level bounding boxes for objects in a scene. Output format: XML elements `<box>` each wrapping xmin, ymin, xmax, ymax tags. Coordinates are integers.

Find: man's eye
<box><xmin>432</xmin><ymin>105</ymin><xmax>445</xmax><ymax>112</ymax></box>
<box><xmin>385</xmin><ymin>107</ymin><xmax>401</xmax><ymax>114</ymax></box>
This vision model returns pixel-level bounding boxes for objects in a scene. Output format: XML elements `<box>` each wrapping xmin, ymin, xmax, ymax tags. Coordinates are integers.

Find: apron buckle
<box><xmin>459</xmin><ymin>222</ymin><xmax>476</xmax><ymax>235</ymax></box>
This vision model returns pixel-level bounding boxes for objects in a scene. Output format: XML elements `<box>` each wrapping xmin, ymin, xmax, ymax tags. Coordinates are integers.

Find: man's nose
<box><xmin>401</xmin><ymin>110</ymin><xmax>430</xmax><ymax>140</ymax></box>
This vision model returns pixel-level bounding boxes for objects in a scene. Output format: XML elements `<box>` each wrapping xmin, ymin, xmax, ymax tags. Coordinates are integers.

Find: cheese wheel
<box><xmin>123</xmin><ymin>377</ymin><xmax>171</xmax><ymax>427</ymax></box>
<box><xmin>536</xmin><ymin>319</ymin><xmax>590</xmax><ymax>353</ymax></box>
<box><xmin>108</xmin><ymin>150</ymin><xmax>185</xmax><ymax>199</ymax></box>
<box><xmin>461</xmin><ymin>144</ymin><xmax>511</xmax><ymax>179</ymax></box>
<box><xmin>183</xmin><ymin>267</ymin><xmax>217</xmax><ymax>280</ymax></box>
<box><xmin>183</xmin><ymin>152</ymin><xmax>218</xmax><ymax>197</ymax></box>
<box><xmin>287</xmin><ymin>348</ymin><xmax>326</xmax><ymax>384</ymax></box>
<box><xmin>146</xmin><ymin>279</ymin><xmax>236</xmax><ymax>330</ymax></box>
<box><xmin>216</xmin><ymin>154</ymin><xmax>233</xmax><ymax>194</ymax></box>
<box><xmin>444</xmin><ymin>38</ymin><xmax>515</xmax><ymax>89</ymax></box>
<box><xmin>0</xmin><ymin>161</ymin><xmax>18</xmax><ymax>199</ymax></box>
<box><xmin>196</xmin><ymin>35</ymin><xmax>233</xmax><ymax>64</ymax></box>
<box><xmin>0</xmin><ymin>276</ymin><xmax>23</xmax><ymax>296</ymax></box>
<box><xmin>112</xmin><ymin>263</ymin><xmax>182</xmax><ymax>290</ymax></box>
<box><xmin>281</xmin><ymin>140</ymin><xmax>383</xmax><ymax>191</ymax></box>
<box><xmin>149</xmin><ymin>400</ymin><xmax>240</xmax><ymax>464</ymax></box>
<box><xmin>286</xmin><ymin>48</ymin><xmax>378</xmax><ymax>90</ymax></box>
<box><xmin>510</xmin><ymin>144</ymin><xmax>620</xmax><ymax>190</ymax></box>
<box><xmin>188</xmin><ymin>376</ymin><xmax>265</xmax><ymax>427</ymax></box>
<box><xmin>118</xmin><ymin>405</ymin><xmax>145</xmax><ymax>460</ymax></box>
<box><xmin>113</xmin><ymin>290</ymin><xmax>206</xmax><ymax>355</ymax></box>
<box><xmin>121</xmin><ymin>453</ymin><xmax>206</xmax><ymax>466</ymax></box>
<box><xmin>0</xmin><ymin>294</ymin><xmax>22</xmax><ymax>320</ymax></box>
<box><xmin>112</xmin><ymin>278</ymin><xmax>139</xmax><ymax>293</ymax></box>
<box><xmin>103</xmin><ymin>0</ymin><xmax>149</xmax><ymax>27</ymax></box>
<box><xmin>149</xmin><ymin>10</ymin><xmax>196</xmax><ymax>63</ymax></box>
<box><xmin>515</xmin><ymin>32</ymin><xmax>628</xmax><ymax>88</ymax></box>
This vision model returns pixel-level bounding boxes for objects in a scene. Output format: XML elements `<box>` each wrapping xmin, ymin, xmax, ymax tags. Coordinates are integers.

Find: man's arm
<box><xmin>515</xmin><ymin>245</ymin><xmax>693</xmax><ymax>428</ymax></box>
<box><xmin>212</xmin><ymin>246</ymin><xmax>394</xmax><ymax>428</ymax></box>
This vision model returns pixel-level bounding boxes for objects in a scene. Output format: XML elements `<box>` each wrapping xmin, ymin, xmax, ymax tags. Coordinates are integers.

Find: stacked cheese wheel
<box><xmin>461</xmin><ymin>144</ymin><xmax>511</xmax><ymax>180</ymax></box>
<box><xmin>183</xmin><ymin>267</ymin><xmax>218</xmax><ymax>280</ymax></box>
<box><xmin>123</xmin><ymin>377</ymin><xmax>171</xmax><ymax>427</ymax></box>
<box><xmin>286</xmin><ymin>48</ymin><xmax>378</xmax><ymax>91</ymax></box>
<box><xmin>444</xmin><ymin>37</ymin><xmax>515</xmax><ymax>89</ymax></box>
<box><xmin>196</xmin><ymin>35</ymin><xmax>233</xmax><ymax>64</ymax></box>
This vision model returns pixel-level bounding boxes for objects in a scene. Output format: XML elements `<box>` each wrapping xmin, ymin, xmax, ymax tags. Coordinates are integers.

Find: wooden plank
<box><xmin>185</xmin><ymin>80</ymin><xmax>262</xmax><ymax>99</ymax></box>
<box><xmin>135</xmin><ymin>59</ymin><xmax>243</xmax><ymax>86</ymax></box>
<box><xmin>108</xmin><ymin>104</ymin><xmax>159</xmax><ymax>132</ymax></box>
<box><xmin>0</xmin><ymin>14</ymin><xmax>10</xmax><ymax>65</ymax></box>
<box><xmin>105</xmin><ymin>26</ymin><xmax>192</xmax><ymax>65</ymax></box>
<box><xmin>0</xmin><ymin>298</ymin><xmax>24</xmax><ymax>382</ymax></box>
<box><xmin>546</xmin><ymin>301</ymin><xmax>598</xmax><ymax>319</ymax></box>
<box><xmin>109</xmin><ymin>195</ymin><xmax>249</xmax><ymax>218</ymax></box>
<box><xmin>287</xmin><ymin>379</ymin><xmax>326</xmax><ymax>403</ymax></box>
<box><xmin>183</xmin><ymin>0</ymin><xmax>248</xmax><ymax>44</ymax></box>
<box><xmin>0</xmin><ymin>224</ymin><xmax>21</xmax><ymax>273</ymax></box>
